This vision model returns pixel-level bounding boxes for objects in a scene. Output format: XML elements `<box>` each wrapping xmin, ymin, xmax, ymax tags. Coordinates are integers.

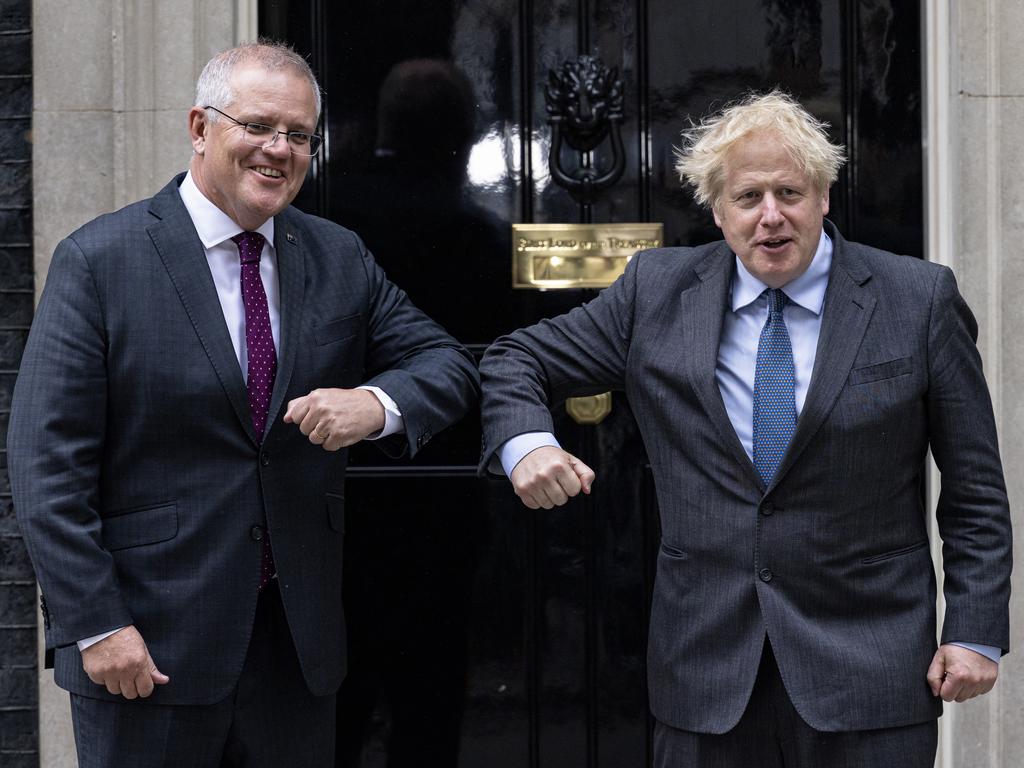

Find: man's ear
<box><xmin>712</xmin><ymin>202</ymin><xmax>723</xmax><ymax>228</ymax></box>
<box><xmin>821</xmin><ymin>187</ymin><xmax>830</xmax><ymax>217</ymax></box>
<box><xmin>188</xmin><ymin>107</ymin><xmax>208</xmax><ymax>155</ymax></box>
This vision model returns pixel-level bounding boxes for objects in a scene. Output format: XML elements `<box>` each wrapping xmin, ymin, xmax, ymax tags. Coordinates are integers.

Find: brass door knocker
<box><xmin>545</xmin><ymin>55</ymin><xmax>625</xmax><ymax>206</ymax></box>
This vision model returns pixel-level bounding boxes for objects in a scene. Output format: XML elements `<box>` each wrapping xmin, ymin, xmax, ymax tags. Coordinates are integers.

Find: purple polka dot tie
<box><xmin>233</xmin><ymin>231</ymin><xmax>277</xmax><ymax>590</ymax></box>
<box><xmin>752</xmin><ymin>288</ymin><xmax>797</xmax><ymax>487</ymax></box>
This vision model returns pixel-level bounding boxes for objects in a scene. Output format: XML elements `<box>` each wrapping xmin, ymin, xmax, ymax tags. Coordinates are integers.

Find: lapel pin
<box><xmin>286</xmin><ymin>232</ymin><xmax>296</xmax><ymax>244</ymax></box>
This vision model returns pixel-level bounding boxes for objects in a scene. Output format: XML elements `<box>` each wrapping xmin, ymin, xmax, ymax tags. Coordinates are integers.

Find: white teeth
<box><xmin>253</xmin><ymin>166</ymin><xmax>282</xmax><ymax>178</ymax></box>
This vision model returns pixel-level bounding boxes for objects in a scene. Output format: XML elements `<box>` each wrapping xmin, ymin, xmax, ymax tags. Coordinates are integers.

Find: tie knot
<box><xmin>232</xmin><ymin>231</ymin><xmax>266</xmax><ymax>265</ymax></box>
<box><xmin>766</xmin><ymin>288</ymin><xmax>788</xmax><ymax>315</ymax></box>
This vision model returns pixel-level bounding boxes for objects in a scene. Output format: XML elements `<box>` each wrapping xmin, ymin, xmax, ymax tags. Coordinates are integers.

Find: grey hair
<box><xmin>194</xmin><ymin>39</ymin><xmax>322</xmax><ymax>120</ymax></box>
<box><xmin>674</xmin><ymin>90</ymin><xmax>845</xmax><ymax>210</ymax></box>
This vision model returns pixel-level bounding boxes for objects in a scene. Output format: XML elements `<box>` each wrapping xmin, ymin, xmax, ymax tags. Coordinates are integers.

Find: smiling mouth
<box><xmin>252</xmin><ymin>166</ymin><xmax>283</xmax><ymax>179</ymax></box>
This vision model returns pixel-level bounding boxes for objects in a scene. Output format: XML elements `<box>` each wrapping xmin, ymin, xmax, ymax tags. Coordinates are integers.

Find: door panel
<box><xmin>260</xmin><ymin>2</ymin><xmax>921</xmax><ymax>765</ymax></box>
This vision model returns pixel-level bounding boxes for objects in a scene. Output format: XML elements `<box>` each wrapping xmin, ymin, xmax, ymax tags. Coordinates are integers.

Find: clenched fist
<box><xmin>510</xmin><ymin>446</ymin><xmax>596</xmax><ymax>509</ymax></box>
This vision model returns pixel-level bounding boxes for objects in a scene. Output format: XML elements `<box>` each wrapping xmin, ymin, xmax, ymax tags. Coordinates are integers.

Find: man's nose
<box><xmin>759</xmin><ymin>194</ymin><xmax>784</xmax><ymax>226</ymax></box>
<box><xmin>261</xmin><ymin>132</ymin><xmax>292</xmax><ymax>157</ymax></box>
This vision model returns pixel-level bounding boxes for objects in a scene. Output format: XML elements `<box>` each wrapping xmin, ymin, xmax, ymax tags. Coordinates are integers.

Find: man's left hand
<box><xmin>284</xmin><ymin>388</ymin><xmax>385</xmax><ymax>451</ymax></box>
<box><xmin>926</xmin><ymin>644</ymin><xmax>998</xmax><ymax>702</ymax></box>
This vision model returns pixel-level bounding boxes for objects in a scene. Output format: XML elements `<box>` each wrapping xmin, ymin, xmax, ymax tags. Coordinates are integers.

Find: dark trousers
<box><xmin>71</xmin><ymin>580</ymin><xmax>336</xmax><ymax>768</ymax></box>
<box><xmin>654</xmin><ymin>639</ymin><xmax>937</xmax><ymax>768</ymax></box>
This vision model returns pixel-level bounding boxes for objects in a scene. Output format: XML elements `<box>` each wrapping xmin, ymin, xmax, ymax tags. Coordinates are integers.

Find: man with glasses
<box><xmin>8</xmin><ymin>40</ymin><xmax>478</xmax><ymax>766</ymax></box>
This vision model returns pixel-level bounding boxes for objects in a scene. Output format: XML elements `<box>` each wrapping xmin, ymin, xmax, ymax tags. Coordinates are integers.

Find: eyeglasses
<box><xmin>204</xmin><ymin>106</ymin><xmax>323</xmax><ymax>157</ymax></box>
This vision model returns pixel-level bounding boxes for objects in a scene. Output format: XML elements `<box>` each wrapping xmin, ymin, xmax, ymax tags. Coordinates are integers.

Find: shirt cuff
<box><xmin>498</xmin><ymin>432</ymin><xmax>561</xmax><ymax>477</ymax></box>
<box><xmin>358</xmin><ymin>385</ymin><xmax>404</xmax><ymax>439</ymax></box>
<box><xmin>949</xmin><ymin>641</ymin><xmax>1001</xmax><ymax>663</ymax></box>
<box><xmin>77</xmin><ymin>626</ymin><xmax>127</xmax><ymax>652</ymax></box>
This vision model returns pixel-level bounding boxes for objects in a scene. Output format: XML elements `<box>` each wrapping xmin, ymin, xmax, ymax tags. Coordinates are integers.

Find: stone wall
<box><xmin>0</xmin><ymin>0</ymin><xmax>36</xmax><ymax>765</ymax></box>
<box><xmin>28</xmin><ymin>3</ymin><xmax>243</xmax><ymax>764</ymax></box>
<box><xmin>929</xmin><ymin>3</ymin><xmax>1024</xmax><ymax>766</ymax></box>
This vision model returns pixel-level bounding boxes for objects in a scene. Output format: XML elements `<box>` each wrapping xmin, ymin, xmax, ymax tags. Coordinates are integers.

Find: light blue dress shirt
<box><xmin>498</xmin><ymin>228</ymin><xmax>999</xmax><ymax>664</ymax></box>
<box><xmin>717</xmin><ymin>232</ymin><xmax>830</xmax><ymax>460</ymax></box>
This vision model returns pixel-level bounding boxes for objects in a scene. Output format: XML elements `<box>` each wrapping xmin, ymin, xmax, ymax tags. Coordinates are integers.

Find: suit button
<box><xmin>759</xmin><ymin>501</ymin><xmax>774</xmax><ymax>516</ymax></box>
<box><xmin>250</xmin><ymin>525</ymin><xmax>264</xmax><ymax>541</ymax></box>
<box><xmin>260</xmin><ymin>452</ymin><xmax>270</xmax><ymax>467</ymax></box>
<box><xmin>759</xmin><ymin>568</ymin><xmax>774</xmax><ymax>583</ymax></box>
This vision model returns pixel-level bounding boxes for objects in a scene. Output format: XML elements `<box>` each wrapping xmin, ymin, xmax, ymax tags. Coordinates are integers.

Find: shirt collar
<box><xmin>730</xmin><ymin>230</ymin><xmax>832</xmax><ymax>315</ymax></box>
<box><xmin>179</xmin><ymin>171</ymin><xmax>275</xmax><ymax>249</ymax></box>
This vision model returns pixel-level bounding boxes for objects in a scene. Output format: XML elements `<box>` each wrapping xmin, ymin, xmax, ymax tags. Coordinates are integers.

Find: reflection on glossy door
<box><xmin>260</xmin><ymin>1</ymin><xmax>922</xmax><ymax>765</ymax></box>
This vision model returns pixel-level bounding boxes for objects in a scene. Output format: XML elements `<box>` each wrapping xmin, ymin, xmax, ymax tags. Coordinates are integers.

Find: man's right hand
<box><xmin>80</xmin><ymin>625</ymin><xmax>169</xmax><ymax>699</ymax></box>
<box><xmin>510</xmin><ymin>446</ymin><xmax>596</xmax><ymax>509</ymax></box>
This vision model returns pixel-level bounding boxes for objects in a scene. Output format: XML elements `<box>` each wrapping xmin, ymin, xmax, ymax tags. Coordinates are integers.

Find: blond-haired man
<box><xmin>479</xmin><ymin>91</ymin><xmax>1011</xmax><ymax>766</ymax></box>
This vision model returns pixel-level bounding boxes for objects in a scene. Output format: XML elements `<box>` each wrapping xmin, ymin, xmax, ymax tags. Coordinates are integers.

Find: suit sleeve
<box><xmin>7</xmin><ymin>237</ymin><xmax>133</xmax><ymax>649</ymax></box>
<box><xmin>354</xmin><ymin>237</ymin><xmax>480</xmax><ymax>458</ymax></box>
<box><xmin>927</xmin><ymin>266</ymin><xmax>1012</xmax><ymax>654</ymax></box>
<box><xmin>478</xmin><ymin>251</ymin><xmax>640</xmax><ymax>473</ymax></box>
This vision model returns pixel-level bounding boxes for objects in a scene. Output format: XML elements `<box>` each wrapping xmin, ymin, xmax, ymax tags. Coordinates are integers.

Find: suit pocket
<box><xmin>849</xmin><ymin>356</ymin><xmax>912</xmax><ymax>385</ymax></box>
<box><xmin>326</xmin><ymin>493</ymin><xmax>345</xmax><ymax>533</ymax></box>
<box><xmin>659</xmin><ymin>541</ymin><xmax>688</xmax><ymax>560</ymax></box>
<box><xmin>101</xmin><ymin>502</ymin><xmax>178</xmax><ymax>551</ymax></box>
<box><xmin>861</xmin><ymin>539</ymin><xmax>928</xmax><ymax>564</ymax></box>
<box><xmin>314</xmin><ymin>313</ymin><xmax>363</xmax><ymax>347</ymax></box>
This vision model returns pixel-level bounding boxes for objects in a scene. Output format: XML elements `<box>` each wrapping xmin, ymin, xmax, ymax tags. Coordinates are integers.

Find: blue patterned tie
<box><xmin>752</xmin><ymin>288</ymin><xmax>797</xmax><ymax>487</ymax></box>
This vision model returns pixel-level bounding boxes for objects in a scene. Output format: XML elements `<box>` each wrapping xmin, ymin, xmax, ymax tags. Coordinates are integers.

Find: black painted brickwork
<box><xmin>0</xmin><ymin>0</ymin><xmax>37</xmax><ymax>765</ymax></box>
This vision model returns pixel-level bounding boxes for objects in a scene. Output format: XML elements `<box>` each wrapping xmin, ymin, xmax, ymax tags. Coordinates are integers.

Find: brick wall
<box><xmin>0</xmin><ymin>0</ymin><xmax>36</xmax><ymax>765</ymax></box>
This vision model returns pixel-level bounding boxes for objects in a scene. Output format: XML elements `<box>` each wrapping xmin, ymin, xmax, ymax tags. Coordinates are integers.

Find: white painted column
<box><xmin>31</xmin><ymin>2</ymin><xmax>250</xmax><ymax>764</ymax></box>
<box><xmin>925</xmin><ymin>1</ymin><xmax>1024</xmax><ymax>766</ymax></box>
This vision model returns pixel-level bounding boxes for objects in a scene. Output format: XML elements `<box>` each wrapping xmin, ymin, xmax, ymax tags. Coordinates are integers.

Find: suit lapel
<box><xmin>679</xmin><ymin>244</ymin><xmax>764</xmax><ymax>489</ymax></box>
<box><xmin>146</xmin><ymin>176</ymin><xmax>258</xmax><ymax>444</ymax></box>
<box><xmin>264</xmin><ymin>210</ymin><xmax>306</xmax><ymax>441</ymax></box>
<box><xmin>768</xmin><ymin>225</ymin><xmax>875</xmax><ymax>491</ymax></box>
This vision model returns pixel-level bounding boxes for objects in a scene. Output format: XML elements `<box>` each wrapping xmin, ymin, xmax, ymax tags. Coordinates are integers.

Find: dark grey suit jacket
<box><xmin>8</xmin><ymin>174</ymin><xmax>479</xmax><ymax>705</ymax></box>
<box><xmin>479</xmin><ymin>220</ymin><xmax>1011</xmax><ymax>733</ymax></box>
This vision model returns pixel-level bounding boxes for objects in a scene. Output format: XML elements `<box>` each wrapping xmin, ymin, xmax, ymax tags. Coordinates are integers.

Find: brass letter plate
<box><xmin>512</xmin><ymin>222</ymin><xmax>664</xmax><ymax>289</ymax></box>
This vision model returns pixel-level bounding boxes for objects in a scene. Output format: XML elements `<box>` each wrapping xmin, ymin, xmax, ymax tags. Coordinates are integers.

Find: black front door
<box><xmin>261</xmin><ymin>2</ymin><xmax>921</xmax><ymax>765</ymax></box>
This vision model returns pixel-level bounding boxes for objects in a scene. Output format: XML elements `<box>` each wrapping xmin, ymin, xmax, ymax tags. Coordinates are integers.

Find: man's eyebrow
<box><xmin>235</xmin><ymin>112</ymin><xmax>315</xmax><ymax>131</ymax></box>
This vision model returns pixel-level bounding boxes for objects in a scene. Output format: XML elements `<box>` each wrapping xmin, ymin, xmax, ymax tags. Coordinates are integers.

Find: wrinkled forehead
<box><xmin>725</xmin><ymin>128</ymin><xmax>804</xmax><ymax>165</ymax></box>
<box><xmin>225</xmin><ymin>61</ymin><xmax>318</xmax><ymax>113</ymax></box>
<box><xmin>716</xmin><ymin>131</ymin><xmax>816</xmax><ymax>190</ymax></box>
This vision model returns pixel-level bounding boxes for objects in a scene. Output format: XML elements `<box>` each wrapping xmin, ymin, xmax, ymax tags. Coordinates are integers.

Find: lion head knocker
<box><xmin>545</xmin><ymin>55</ymin><xmax>626</xmax><ymax>206</ymax></box>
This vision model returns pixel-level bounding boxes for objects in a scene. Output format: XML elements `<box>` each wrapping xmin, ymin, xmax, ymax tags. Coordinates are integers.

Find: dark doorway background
<box><xmin>260</xmin><ymin>2</ymin><xmax>922</xmax><ymax>766</ymax></box>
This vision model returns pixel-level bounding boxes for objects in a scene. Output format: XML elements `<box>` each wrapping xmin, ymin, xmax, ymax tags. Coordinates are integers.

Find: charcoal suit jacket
<box><xmin>8</xmin><ymin>173</ymin><xmax>479</xmax><ymax>704</ymax></box>
<box><xmin>479</xmin><ymin>220</ymin><xmax>1011</xmax><ymax>733</ymax></box>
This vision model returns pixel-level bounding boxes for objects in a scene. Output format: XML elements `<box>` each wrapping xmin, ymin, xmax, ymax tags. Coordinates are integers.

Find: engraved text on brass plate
<box><xmin>512</xmin><ymin>223</ymin><xmax>664</xmax><ymax>289</ymax></box>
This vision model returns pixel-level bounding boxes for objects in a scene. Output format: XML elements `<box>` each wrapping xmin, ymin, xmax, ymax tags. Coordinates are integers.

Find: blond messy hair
<box><xmin>674</xmin><ymin>90</ymin><xmax>846</xmax><ymax>210</ymax></box>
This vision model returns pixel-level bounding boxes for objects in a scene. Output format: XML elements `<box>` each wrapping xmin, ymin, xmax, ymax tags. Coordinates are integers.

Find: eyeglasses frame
<box><xmin>203</xmin><ymin>105</ymin><xmax>323</xmax><ymax>157</ymax></box>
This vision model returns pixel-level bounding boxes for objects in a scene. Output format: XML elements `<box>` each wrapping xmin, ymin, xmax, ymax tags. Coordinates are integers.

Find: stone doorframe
<box><xmin>32</xmin><ymin>4</ymin><xmax>254</xmax><ymax>763</ymax></box>
<box><xmin>925</xmin><ymin>2</ymin><xmax>1024</xmax><ymax>764</ymax></box>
